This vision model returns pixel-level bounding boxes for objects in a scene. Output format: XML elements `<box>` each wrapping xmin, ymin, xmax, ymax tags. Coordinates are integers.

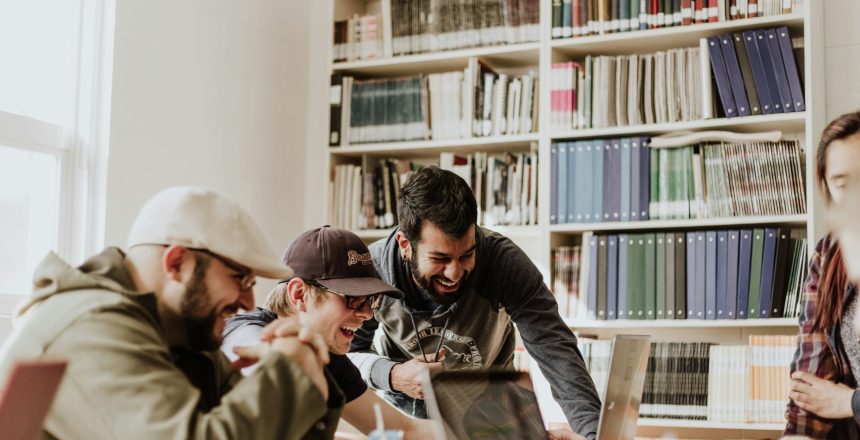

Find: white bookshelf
<box><xmin>550</xmin><ymin>111</ymin><xmax>806</xmax><ymax>139</ymax></box>
<box><xmin>329</xmin><ymin>133</ymin><xmax>540</xmax><ymax>157</ymax></box>
<box><xmin>332</xmin><ymin>42</ymin><xmax>541</xmax><ymax>76</ymax></box>
<box><xmin>322</xmin><ymin>1</ymin><xmax>826</xmax><ymax>437</ymax></box>
<box><xmin>550</xmin><ymin>214</ymin><xmax>808</xmax><ymax>233</ymax></box>
<box><xmin>566</xmin><ymin>317</ymin><xmax>797</xmax><ymax>329</ymax></box>
<box><xmin>551</xmin><ymin>13</ymin><xmax>804</xmax><ymax>56</ymax></box>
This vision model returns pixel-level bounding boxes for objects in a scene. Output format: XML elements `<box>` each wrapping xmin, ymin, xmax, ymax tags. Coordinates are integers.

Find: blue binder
<box><xmin>736</xmin><ymin>229</ymin><xmax>753</xmax><ymax>319</ymax></box>
<box><xmin>754</xmin><ymin>29</ymin><xmax>786</xmax><ymax>113</ymax></box>
<box><xmin>567</xmin><ymin>141</ymin><xmax>577</xmax><ymax>223</ymax></box>
<box><xmin>557</xmin><ymin>142</ymin><xmax>568</xmax><ymax>224</ymax></box>
<box><xmin>741</xmin><ymin>30</ymin><xmax>776</xmax><ymax>114</ymax></box>
<box><xmin>764</xmin><ymin>28</ymin><xmax>795</xmax><ymax>113</ymax></box>
<box><xmin>716</xmin><ymin>230</ymin><xmax>729</xmax><ymax>319</ymax></box>
<box><xmin>706</xmin><ymin>36</ymin><xmax>738</xmax><ymax>118</ymax></box>
<box><xmin>550</xmin><ymin>143</ymin><xmax>558</xmax><ymax>224</ymax></box>
<box><xmin>719</xmin><ymin>33</ymin><xmax>752</xmax><ymax>117</ymax></box>
<box><xmin>705</xmin><ymin>231</ymin><xmax>717</xmax><ymax>320</ymax></box>
<box><xmin>776</xmin><ymin>26</ymin><xmax>805</xmax><ymax>112</ymax></box>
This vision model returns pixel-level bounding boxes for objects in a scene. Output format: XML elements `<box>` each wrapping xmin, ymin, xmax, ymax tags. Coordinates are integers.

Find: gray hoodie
<box><xmin>0</xmin><ymin>248</ymin><xmax>342</xmax><ymax>440</ymax></box>
<box><xmin>347</xmin><ymin>227</ymin><xmax>601</xmax><ymax>438</ymax></box>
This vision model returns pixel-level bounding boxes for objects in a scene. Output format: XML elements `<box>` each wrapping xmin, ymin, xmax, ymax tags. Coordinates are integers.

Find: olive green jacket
<box><xmin>0</xmin><ymin>248</ymin><xmax>343</xmax><ymax>440</ymax></box>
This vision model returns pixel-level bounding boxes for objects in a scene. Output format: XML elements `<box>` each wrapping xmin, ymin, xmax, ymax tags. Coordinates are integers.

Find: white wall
<box><xmin>105</xmin><ymin>0</ymin><xmax>313</xmax><ymax>301</ymax></box>
<box><xmin>824</xmin><ymin>0</ymin><xmax>860</xmax><ymax>120</ymax></box>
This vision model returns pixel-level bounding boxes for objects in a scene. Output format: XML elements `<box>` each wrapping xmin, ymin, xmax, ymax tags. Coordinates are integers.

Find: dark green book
<box><xmin>629</xmin><ymin>234</ymin><xmax>645</xmax><ymax>319</ymax></box>
<box><xmin>665</xmin><ymin>232</ymin><xmax>676</xmax><ymax>320</ymax></box>
<box><xmin>645</xmin><ymin>233</ymin><xmax>657</xmax><ymax>320</ymax></box>
<box><xmin>748</xmin><ymin>229</ymin><xmax>765</xmax><ymax>318</ymax></box>
<box><xmin>656</xmin><ymin>233</ymin><xmax>667</xmax><ymax>319</ymax></box>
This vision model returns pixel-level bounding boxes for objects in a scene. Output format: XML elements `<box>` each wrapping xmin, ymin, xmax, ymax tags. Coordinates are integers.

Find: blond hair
<box><xmin>265</xmin><ymin>280</ymin><xmax>323</xmax><ymax>316</ymax></box>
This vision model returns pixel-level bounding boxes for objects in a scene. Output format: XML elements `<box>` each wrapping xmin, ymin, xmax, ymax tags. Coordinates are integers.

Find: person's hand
<box><xmin>231</xmin><ymin>344</ymin><xmax>269</xmax><ymax>370</ymax></box>
<box><xmin>258</xmin><ymin>316</ymin><xmax>331</xmax><ymax>399</ymax></box>
<box><xmin>790</xmin><ymin>371</ymin><xmax>854</xmax><ymax>419</ymax></box>
<box><xmin>390</xmin><ymin>351</ymin><xmax>444</xmax><ymax>399</ymax></box>
<box><xmin>547</xmin><ymin>427</ymin><xmax>586</xmax><ymax>440</ymax></box>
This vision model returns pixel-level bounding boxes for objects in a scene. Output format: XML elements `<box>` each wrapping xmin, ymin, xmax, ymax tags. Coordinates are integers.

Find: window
<box><xmin>0</xmin><ymin>0</ymin><xmax>114</xmax><ymax>310</ymax></box>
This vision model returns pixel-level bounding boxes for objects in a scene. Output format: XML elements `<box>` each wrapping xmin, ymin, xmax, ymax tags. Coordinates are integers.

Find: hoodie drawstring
<box><xmin>407</xmin><ymin>311</ymin><xmax>453</xmax><ymax>363</ymax></box>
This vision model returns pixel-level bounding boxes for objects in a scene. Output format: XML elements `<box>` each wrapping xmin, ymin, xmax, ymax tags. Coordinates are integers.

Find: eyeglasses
<box><xmin>306</xmin><ymin>281</ymin><xmax>382</xmax><ymax>310</ymax></box>
<box><xmin>191</xmin><ymin>249</ymin><xmax>257</xmax><ymax>291</ymax></box>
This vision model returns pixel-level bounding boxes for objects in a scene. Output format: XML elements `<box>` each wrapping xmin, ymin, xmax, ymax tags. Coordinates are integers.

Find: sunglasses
<box><xmin>306</xmin><ymin>281</ymin><xmax>382</xmax><ymax>310</ymax></box>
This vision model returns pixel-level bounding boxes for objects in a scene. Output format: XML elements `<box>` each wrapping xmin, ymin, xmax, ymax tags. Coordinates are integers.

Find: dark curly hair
<box><xmin>397</xmin><ymin>166</ymin><xmax>478</xmax><ymax>243</ymax></box>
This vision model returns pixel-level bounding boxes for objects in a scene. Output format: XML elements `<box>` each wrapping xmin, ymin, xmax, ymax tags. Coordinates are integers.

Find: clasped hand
<box><xmin>231</xmin><ymin>316</ymin><xmax>331</xmax><ymax>399</ymax></box>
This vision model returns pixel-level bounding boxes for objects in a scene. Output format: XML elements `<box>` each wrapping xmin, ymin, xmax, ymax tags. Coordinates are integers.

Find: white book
<box><xmin>643</xmin><ymin>54</ymin><xmax>654</xmax><ymax>125</ymax></box>
<box><xmin>700</xmin><ymin>38</ymin><xmax>714</xmax><ymax>119</ymax></box>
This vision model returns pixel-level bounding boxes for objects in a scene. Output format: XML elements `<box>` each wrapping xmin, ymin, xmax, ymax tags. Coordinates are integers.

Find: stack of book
<box><xmin>550</xmin><ymin>47</ymin><xmax>705</xmax><ymax>132</ymax></box>
<box><xmin>552</xmin><ymin>228</ymin><xmax>808</xmax><ymax>321</ymax></box>
<box><xmin>330</xmin><ymin>59</ymin><xmax>538</xmax><ymax>146</ymax></box>
<box><xmin>550</xmin><ymin>138</ymin><xmax>805</xmax><ymax>224</ymax></box>
<box><xmin>391</xmin><ymin>0</ymin><xmax>540</xmax><ymax>56</ymax></box>
<box><xmin>551</xmin><ymin>0</ymin><xmax>800</xmax><ymax>39</ymax></box>
<box><xmin>530</xmin><ymin>336</ymin><xmax>796</xmax><ymax>424</ymax></box>
<box><xmin>707</xmin><ymin>335</ymin><xmax>794</xmax><ymax>423</ymax></box>
<box><xmin>440</xmin><ymin>148</ymin><xmax>539</xmax><ymax>226</ymax></box>
<box><xmin>331</xmin><ymin>149</ymin><xmax>538</xmax><ymax>230</ymax></box>
<box><xmin>332</xmin><ymin>14</ymin><xmax>384</xmax><ymax>62</ymax></box>
<box><xmin>640</xmin><ymin>342</ymin><xmax>712</xmax><ymax>420</ymax></box>
<box><xmin>705</xmin><ymin>26</ymin><xmax>805</xmax><ymax>118</ymax></box>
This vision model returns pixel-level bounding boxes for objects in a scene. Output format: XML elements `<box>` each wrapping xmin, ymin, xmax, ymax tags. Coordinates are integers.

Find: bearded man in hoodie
<box><xmin>0</xmin><ymin>187</ymin><xmax>340</xmax><ymax>440</ymax></box>
<box><xmin>347</xmin><ymin>166</ymin><xmax>602</xmax><ymax>440</ymax></box>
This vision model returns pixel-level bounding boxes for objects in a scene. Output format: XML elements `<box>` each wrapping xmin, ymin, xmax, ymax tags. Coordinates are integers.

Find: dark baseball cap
<box><xmin>283</xmin><ymin>225</ymin><xmax>403</xmax><ymax>299</ymax></box>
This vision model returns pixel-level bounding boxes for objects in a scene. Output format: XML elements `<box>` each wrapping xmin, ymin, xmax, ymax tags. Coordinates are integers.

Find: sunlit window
<box><xmin>0</xmin><ymin>0</ymin><xmax>113</xmax><ymax>305</ymax></box>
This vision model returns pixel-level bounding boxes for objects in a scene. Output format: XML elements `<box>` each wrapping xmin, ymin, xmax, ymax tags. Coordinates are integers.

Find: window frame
<box><xmin>0</xmin><ymin>0</ymin><xmax>115</xmax><ymax>315</ymax></box>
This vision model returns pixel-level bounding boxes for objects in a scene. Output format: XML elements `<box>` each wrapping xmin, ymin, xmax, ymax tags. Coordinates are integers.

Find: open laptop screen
<box><xmin>422</xmin><ymin>370</ymin><xmax>549</xmax><ymax>440</ymax></box>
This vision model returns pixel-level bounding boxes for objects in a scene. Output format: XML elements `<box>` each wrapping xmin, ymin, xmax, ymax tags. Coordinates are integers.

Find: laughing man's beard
<box><xmin>406</xmin><ymin>248</ymin><xmax>465</xmax><ymax>306</ymax></box>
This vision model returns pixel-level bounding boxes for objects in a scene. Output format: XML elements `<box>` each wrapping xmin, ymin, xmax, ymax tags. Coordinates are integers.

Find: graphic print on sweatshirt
<box><xmin>402</xmin><ymin>326</ymin><xmax>482</xmax><ymax>368</ymax></box>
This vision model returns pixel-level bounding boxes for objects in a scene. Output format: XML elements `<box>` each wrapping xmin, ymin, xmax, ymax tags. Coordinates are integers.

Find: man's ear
<box><xmin>287</xmin><ymin>278</ymin><xmax>309</xmax><ymax>312</ymax></box>
<box><xmin>394</xmin><ymin>231</ymin><xmax>412</xmax><ymax>260</ymax></box>
<box><xmin>162</xmin><ymin>245</ymin><xmax>192</xmax><ymax>283</ymax></box>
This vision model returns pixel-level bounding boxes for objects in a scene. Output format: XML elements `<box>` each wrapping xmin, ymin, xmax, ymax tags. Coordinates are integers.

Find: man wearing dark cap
<box><xmin>222</xmin><ymin>225</ymin><xmax>434</xmax><ymax>438</ymax></box>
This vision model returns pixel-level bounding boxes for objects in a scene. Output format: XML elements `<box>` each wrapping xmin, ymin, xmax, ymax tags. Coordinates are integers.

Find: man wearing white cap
<box><xmin>0</xmin><ymin>187</ymin><xmax>340</xmax><ymax>439</ymax></box>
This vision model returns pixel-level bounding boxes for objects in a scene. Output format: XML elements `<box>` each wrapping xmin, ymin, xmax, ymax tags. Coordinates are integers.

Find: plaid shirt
<box><xmin>785</xmin><ymin>235</ymin><xmax>860</xmax><ymax>438</ymax></box>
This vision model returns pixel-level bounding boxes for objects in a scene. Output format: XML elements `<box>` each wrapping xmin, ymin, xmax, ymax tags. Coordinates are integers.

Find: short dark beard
<box><xmin>180</xmin><ymin>253</ymin><xmax>221</xmax><ymax>351</ymax></box>
<box><xmin>406</xmin><ymin>247</ymin><xmax>464</xmax><ymax>306</ymax></box>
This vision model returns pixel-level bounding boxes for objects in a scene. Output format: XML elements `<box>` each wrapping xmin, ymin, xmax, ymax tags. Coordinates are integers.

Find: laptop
<box><xmin>421</xmin><ymin>334</ymin><xmax>650</xmax><ymax>440</ymax></box>
<box><xmin>0</xmin><ymin>360</ymin><xmax>67</xmax><ymax>440</ymax></box>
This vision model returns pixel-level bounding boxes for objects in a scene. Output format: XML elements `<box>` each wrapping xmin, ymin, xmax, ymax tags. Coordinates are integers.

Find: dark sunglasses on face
<box><xmin>306</xmin><ymin>281</ymin><xmax>382</xmax><ymax>310</ymax></box>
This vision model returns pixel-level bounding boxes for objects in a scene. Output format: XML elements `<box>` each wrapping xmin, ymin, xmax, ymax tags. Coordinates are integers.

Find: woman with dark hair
<box><xmin>785</xmin><ymin>110</ymin><xmax>860</xmax><ymax>438</ymax></box>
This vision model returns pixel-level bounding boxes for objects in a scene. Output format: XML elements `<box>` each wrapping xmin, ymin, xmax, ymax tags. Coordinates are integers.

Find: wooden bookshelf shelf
<box><xmin>332</xmin><ymin>42</ymin><xmax>541</xmax><ymax>76</ymax></box>
<box><xmin>637</xmin><ymin>419</ymin><xmax>784</xmax><ymax>431</ymax></box>
<box><xmin>551</xmin><ymin>112</ymin><xmax>806</xmax><ymax>140</ymax></box>
<box><xmin>353</xmin><ymin>224</ymin><xmax>540</xmax><ymax>241</ymax></box>
<box><xmin>552</xmin><ymin>13</ymin><xmax>804</xmax><ymax>57</ymax></box>
<box><xmin>329</xmin><ymin>134</ymin><xmax>540</xmax><ymax>157</ymax></box>
<box><xmin>565</xmin><ymin>317</ymin><xmax>797</xmax><ymax>329</ymax></box>
<box><xmin>549</xmin><ymin>214</ymin><xmax>808</xmax><ymax>233</ymax></box>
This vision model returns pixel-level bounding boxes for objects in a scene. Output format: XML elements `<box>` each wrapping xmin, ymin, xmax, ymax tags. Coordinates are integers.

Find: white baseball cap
<box><xmin>127</xmin><ymin>186</ymin><xmax>292</xmax><ymax>279</ymax></box>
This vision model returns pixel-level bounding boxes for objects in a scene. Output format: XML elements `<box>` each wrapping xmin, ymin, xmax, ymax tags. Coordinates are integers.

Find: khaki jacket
<box><xmin>0</xmin><ymin>248</ymin><xmax>342</xmax><ymax>440</ymax></box>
